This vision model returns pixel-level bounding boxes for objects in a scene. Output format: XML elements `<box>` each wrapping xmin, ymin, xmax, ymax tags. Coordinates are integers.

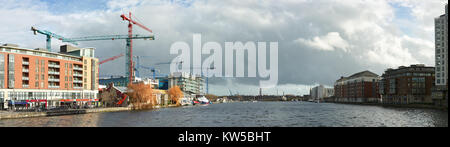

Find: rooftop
<box><xmin>348</xmin><ymin>70</ymin><xmax>379</xmax><ymax>79</ymax></box>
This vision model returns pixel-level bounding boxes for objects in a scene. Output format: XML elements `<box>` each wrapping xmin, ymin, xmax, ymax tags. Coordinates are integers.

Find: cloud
<box><xmin>295</xmin><ymin>32</ymin><xmax>350</xmax><ymax>52</ymax></box>
<box><xmin>0</xmin><ymin>0</ymin><xmax>447</xmax><ymax>95</ymax></box>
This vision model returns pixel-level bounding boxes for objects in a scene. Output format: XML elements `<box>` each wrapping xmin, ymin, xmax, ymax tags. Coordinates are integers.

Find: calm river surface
<box><xmin>0</xmin><ymin>102</ymin><xmax>448</xmax><ymax>127</ymax></box>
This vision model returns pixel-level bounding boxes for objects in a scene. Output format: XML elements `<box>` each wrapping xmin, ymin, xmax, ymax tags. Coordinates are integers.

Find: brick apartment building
<box><xmin>334</xmin><ymin>70</ymin><xmax>381</xmax><ymax>103</ymax></box>
<box><xmin>379</xmin><ymin>64</ymin><xmax>435</xmax><ymax>104</ymax></box>
<box><xmin>0</xmin><ymin>44</ymin><xmax>99</xmax><ymax>110</ymax></box>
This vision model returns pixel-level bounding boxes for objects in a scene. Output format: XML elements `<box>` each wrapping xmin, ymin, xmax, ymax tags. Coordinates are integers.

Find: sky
<box><xmin>0</xmin><ymin>0</ymin><xmax>447</xmax><ymax>96</ymax></box>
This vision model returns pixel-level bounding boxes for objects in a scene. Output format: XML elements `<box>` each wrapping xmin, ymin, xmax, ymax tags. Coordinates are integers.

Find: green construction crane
<box><xmin>31</xmin><ymin>26</ymin><xmax>78</xmax><ymax>51</ymax></box>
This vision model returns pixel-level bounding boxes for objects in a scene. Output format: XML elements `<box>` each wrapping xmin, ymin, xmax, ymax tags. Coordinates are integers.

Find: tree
<box><xmin>127</xmin><ymin>83</ymin><xmax>156</xmax><ymax>110</ymax></box>
<box><xmin>168</xmin><ymin>86</ymin><xmax>183</xmax><ymax>106</ymax></box>
<box><xmin>99</xmin><ymin>89</ymin><xmax>118</xmax><ymax>107</ymax></box>
<box><xmin>205</xmin><ymin>94</ymin><xmax>218</xmax><ymax>102</ymax></box>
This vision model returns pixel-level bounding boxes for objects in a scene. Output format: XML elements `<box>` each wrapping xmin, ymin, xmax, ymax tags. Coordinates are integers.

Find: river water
<box><xmin>0</xmin><ymin>102</ymin><xmax>448</xmax><ymax>127</ymax></box>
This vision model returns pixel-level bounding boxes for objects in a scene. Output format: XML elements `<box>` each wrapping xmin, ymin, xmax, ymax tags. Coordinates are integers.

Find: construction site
<box><xmin>0</xmin><ymin>12</ymin><xmax>208</xmax><ymax>111</ymax></box>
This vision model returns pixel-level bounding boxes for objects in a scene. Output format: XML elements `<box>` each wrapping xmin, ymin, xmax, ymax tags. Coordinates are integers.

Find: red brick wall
<box><xmin>3</xmin><ymin>52</ymin><xmax>82</xmax><ymax>90</ymax></box>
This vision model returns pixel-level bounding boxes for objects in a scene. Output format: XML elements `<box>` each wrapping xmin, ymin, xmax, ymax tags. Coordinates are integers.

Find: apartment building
<box><xmin>380</xmin><ymin>64</ymin><xmax>435</xmax><ymax>104</ymax></box>
<box><xmin>433</xmin><ymin>4</ymin><xmax>448</xmax><ymax>108</ymax></box>
<box><xmin>334</xmin><ymin>70</ymin><xmax>381</xmax><ymax>103</ymax></box>
<box><xmin>310</xmin><ymin>85</ymin><xmax>334</xmax><ymax>100</ymax></box>
<box><xmin>0</xmin><ymin>44</ymin><xmax>99</xmax><ymax>110</ymax></box>
<box><xmin>168</xmin><ymin>72</ymin><xmax>204</xmax><ymax>96</ymax></box>
<box><xmin>435</xmin><ymin>4</ymin><xmax>448</xmax><ymax>86</ymax></box>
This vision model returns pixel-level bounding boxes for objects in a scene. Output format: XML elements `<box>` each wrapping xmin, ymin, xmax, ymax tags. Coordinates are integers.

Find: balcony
<box><xmin>48</xmin><ymin>71</ymin><xmax>60</xmax><ymax>75</ymax></box>
<box><xmin>73</xmin><ymin>80</ymin><xmax>83</xmax><ymax>84</ymax></box>
<box><xmin>22</xmin><ymin>69</ymin><xmax>29</xmax><ymax>73</ymax></box>
<box><xmin>74</xmin><ymin>86</ymin><xmax>83</xmax><ymax>89</ymax></box>
<box><xmin>22</xmin><ymin>85</ymin><xmax>29</xmax><ymax>88</ymax></box>
<box><xmin>73</xmin><ymin>67</ymin><xmax>83</xmax><ymax>71</ymax></box>
<box><xmin>48</xmin><ymin>64</ymin><xmax>60</xmax><ymax>68</ymax></box>
<box><xmin>48</xmin><ymin>78</ymin><xmax>60</xmax><ymax>82</ymax></box>
<box><xmin>22</xmin><ymin>77</ymin><xmax>29</xmax><ymax>81</ymax></box>
<box><xmin>48</xmin><ymin>86</ymin><xmax>60</xmax><ymax>89</ymax></box>
<box><xmin>73</xmin><ymin>73</ymin><xmax>83</xmax><ymax>77</ymax></box>
<box><xmin>22</xmin><ymin>61</ymin><xmax>29</xmax><ymax>65</ymax></box>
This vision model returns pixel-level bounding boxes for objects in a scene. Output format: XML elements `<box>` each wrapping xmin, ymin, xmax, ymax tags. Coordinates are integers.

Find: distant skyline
<box><xmin>0</xmin><ymin>0</ymin><xmax>447</xmax><ymax>96</ymax></box>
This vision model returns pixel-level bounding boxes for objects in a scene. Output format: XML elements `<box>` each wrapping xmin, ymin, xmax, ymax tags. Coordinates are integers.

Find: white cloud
<box><xmin>0</xmin><ymin>0</ymin><xmax>446</xmax><ymax>95</ymax></box>
<box><xmin>295</xmin><ymin>32</ymin><xmax>350</xmax><ymax>52</ymax></box>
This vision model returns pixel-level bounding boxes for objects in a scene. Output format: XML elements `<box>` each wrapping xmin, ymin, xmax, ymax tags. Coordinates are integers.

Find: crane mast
<box><xmin>121</xmin><ymin>12</ymin><xmax>153</xmax><ymax>85</ymax></box>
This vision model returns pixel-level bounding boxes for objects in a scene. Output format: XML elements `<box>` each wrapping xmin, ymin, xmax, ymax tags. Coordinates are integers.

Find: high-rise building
<box><xmin>432</xmin><ymin>4</ymin><xmax>448</xmax><ymax>108</ymax></box>
<box><xmin>435</xmin><ymin>4</ymin><xmax>448</xmax><ymax>86</ymax></box>
<box><xmin>0</xmin><ymin>44</ymin><xmax>99</xmax><ymax>110</ymax></box>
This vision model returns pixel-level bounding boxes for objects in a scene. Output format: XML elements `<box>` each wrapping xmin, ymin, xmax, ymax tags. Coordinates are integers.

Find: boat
<box><xmin>197</xmin><ymin>96</ymin><xmax>212</xmax><ymax>105</ymax></box>
<box><xmin>180</xmin><ymin>97</ymin><xmax>193</xmax><ymax>106</ymax></box>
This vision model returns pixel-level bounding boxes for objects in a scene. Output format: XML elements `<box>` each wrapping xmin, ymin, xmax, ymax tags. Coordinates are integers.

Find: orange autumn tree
<box><xmin>127</xmin><ymin>83</ymin><xmax>156</xmax><ymax>110</ymax></box>
<box><xmin>168</xmin><ymin>86</ymin><xmax>183</xmax><ymax>106</ymax></box>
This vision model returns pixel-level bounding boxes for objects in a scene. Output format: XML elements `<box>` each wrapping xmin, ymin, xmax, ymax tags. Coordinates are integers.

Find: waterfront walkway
<box><xmin>0</xmin><ymin>107</ymin><xmax>132</xmax><ymax>120</ymax></box>
<box><xmin>0</xmin><ymin>104</ymin><xmax>181</xmax><ymax>120</ymax></box>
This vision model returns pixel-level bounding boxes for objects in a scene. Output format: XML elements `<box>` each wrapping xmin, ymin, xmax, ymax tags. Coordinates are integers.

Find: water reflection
<box><xmin>0</xmin><ymin>102</ymin><xmax>448</xmax><ymax>127</ymax></box>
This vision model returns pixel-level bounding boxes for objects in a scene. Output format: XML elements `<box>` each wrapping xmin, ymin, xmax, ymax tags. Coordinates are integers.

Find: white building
<box><xmin>310</xmin><ymin>85</ymin><xmax>334</xmax><ymax>99</ymax></box>
<box><xmin>168</xmin><ymin>72</ymin><xmax>204</xmax><ymax>96</ymax></box>
<box><xmin>435</xmin><ymin>4</ymin><xmax>448</xmax><ymax>86</ymax></box>
<box><xmin>432</xmin><ymin>4</ymin><xmax>448</xmax><ymax>108</ymax></box>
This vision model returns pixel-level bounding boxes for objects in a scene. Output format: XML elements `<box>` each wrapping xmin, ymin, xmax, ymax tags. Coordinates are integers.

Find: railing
<box><xmin>22</xmin><ymin>77</ymin><xmax>29</xmax><ymax>81</ymax></box>
<box><xmin>73</xmin><ymin>67</ymin><xmax>83</xmax><ymax>70</ymax></box>
<box><xmin>73</xmin><ymin>73</ymin><xmax>83</xmax><ymax>77</ymax></box>
<box><xmin>48</xmin><ymin>71</ymin><xmax>60</xmax><ymax>75</ymax></box>
<box><xmin>22</xmin><ymin>85</ymin><xmax>29</xmax><ymax>88</ymax></box>
<box><xmin>48</xmin><ymin>86</ymin><xmax>60</xmax><ymax>89</ymax></box>
<box><xmin>48</xmin><ymin>78</ymin><xmax>60</xmax><ymax>82</ymax></box>
<box><xmin>22</xmin><ymin>69</ymin><xmax>29</xmax><ymax>72</ymax></box>
<box><xmin>48</xmin><ymin>64</ymin><xmax>60</xmax><ymax>68</ymax></box>
<box><xmin>73</xmin><ymin>80</ymin><xmax>83</xmax><ymax>84</ymax></box>
<box><xmin>74</xmin><ymin>87</ymin><xmax>83</xmax><ymax>89</ymax></box>
<box><xmin>22</xmin><ymin>62</ymin><xmax>29</xmax><ymax>65</ymax></box>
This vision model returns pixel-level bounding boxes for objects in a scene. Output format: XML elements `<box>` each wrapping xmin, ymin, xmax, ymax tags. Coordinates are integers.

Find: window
<box><xmin>0</xmin><ymin>54</ymin><xmax>4</xmax><ymax>89</ymax></box>
<box><xmin>7</xmin><ymin>54</ymin><xmax>14</xmax><ymax>88</ymax></box>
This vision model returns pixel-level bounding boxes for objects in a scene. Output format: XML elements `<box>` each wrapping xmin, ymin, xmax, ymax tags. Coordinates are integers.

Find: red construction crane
<box><xmin>99</xmin><ymin>54</ymin><xmax>124</xmax><ymax>65</ymax></box>
<box><xmin>121</xmin><ymin>12</ymin><xmax>153</xmax><ymax>85</ymax></box>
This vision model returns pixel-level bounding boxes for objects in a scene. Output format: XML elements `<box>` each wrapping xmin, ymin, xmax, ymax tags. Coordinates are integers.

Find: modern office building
<box><xmin>380</xmin><ymin>64</ymin><xmax>435</xmax><ymax>104</ymax></box>
<box><xmin>334</xmin><ymin>70</ymin><xmax>381</xmax><ymax>103</ymax></box>
<box><xmin>432</xmin><ymin>4</ymin><xmax>448</xmax><ymax>108</ymax></box>
<box><xmin>168</xmin><ymin>72</ymin><xmax>204</xmax><ymax>96</ymax></box>
<box><xmin>0</xmin><ymin>44</ymin><xmax>99</xmax><ymax>110</ymax></box>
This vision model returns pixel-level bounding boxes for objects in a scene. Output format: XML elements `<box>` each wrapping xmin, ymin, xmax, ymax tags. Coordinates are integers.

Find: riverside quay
<box><xmin>0</xmin><ymin>44</ymin><xmax>99</xmax><ymax>111</ymax></box>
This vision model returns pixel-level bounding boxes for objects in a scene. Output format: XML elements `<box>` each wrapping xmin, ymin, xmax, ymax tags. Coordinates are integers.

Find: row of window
<box><xmin>2</xmin><ymin>91</ymin><xmax>97</xmax><ymax>101</ymax></box>
<box><xmin>0</xmin><ymin>48</ymin><xmax>82</xmax><ymax>62</ymax></box>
